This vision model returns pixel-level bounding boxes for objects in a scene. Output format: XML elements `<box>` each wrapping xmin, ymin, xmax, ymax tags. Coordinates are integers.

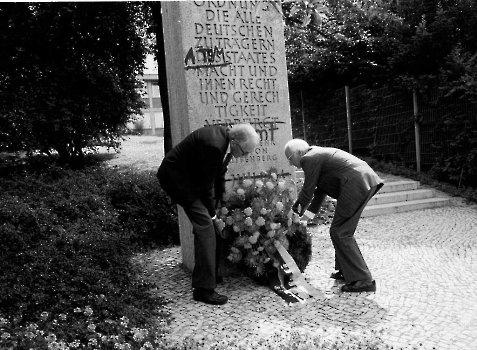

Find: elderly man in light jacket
<box><xmin>285</xmin><ymin>139</ymin><xmax>383</xmax><ymax>293</ymax></box>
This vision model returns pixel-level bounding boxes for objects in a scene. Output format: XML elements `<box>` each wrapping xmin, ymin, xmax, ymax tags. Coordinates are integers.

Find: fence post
<box><xmin>300</xmin><ymin>89</ymin><xmax>306</xmax><ymax>141</ymax></box>
<box><xmin>345</xmin><ymin>86</ymin><xmax>353</xmax><ymax>154</ymax></box>
<box><xmin>413</xmin><ymin>89</ymin><xmax>421</xmax><ymax>173</ymax></box>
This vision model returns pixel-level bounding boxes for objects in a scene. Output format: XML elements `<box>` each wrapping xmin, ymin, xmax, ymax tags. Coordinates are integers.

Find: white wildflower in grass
<box><xmin>69</xmin><ymin>340</ymin><xmax>80</xmax><ymax>348</ymax></box>
<box><xmin>58</xmin><ymin>313</ymin><xmax>67</xmax><ymax>321</ymax></box>
<box><xmin>87</xmin><ymin>323</ymin><xmax>96</xmax><ymax>332</ymax></box>
<box><xmin>1</xmin><ymin>332</ymin><xmax>10</xmax><ymax>339</ymax></box>
<box><xmin>120</xmin><ymin>316</ymin><xmax>129</xmax><ymax>327</ymax></box>
<box><xmin>0</xmin><ymin>318</ymin><xmax>7</xmax><ymax>326</ymax></box>
<box><xmin>88</xmin><ymin>338</ymin><xmax>98</xmax><ymax>346</ymax></box>
<box><xmin>45</xmin><ymin>333</ymin><xmax>56</xmax><ymax>342</ymax></box>
<box><xmin>73</xmin><ymin>307</ymin><xmax>81</xmax><ymax>313</ymax></box>
<box><xmin>25</xmin><ymin>331</ymin><xmax>35</xmax><ymax>339</ymax></box>
<box><xmin>83</xmin><ymin>306</ymin><xmax>93</xmax><ymax>316</ymax></box>
<box><xmin>40</xmin><ymin>311</ymin><xmax>49</xmax><ymax>320</ymax></box>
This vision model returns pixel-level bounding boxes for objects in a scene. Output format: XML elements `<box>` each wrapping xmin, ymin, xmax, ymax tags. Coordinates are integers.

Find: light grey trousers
<box><xmin>330</xmin><ymin>184</ymin><xmax>382</xmax><ymax>284</ymax></box>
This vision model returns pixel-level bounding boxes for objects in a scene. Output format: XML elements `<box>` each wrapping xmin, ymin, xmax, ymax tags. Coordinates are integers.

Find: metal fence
<box><xmin>291</xmin><ymin>85</ymin><xmax>477</xmax><ymax>172</ymax></box>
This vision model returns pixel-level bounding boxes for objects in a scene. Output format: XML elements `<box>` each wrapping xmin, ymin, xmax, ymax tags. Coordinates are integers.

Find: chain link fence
<box><xmin>291</xmin><ymin>85</ymin><xmax>477</xmax><ymax>173</ymax></box>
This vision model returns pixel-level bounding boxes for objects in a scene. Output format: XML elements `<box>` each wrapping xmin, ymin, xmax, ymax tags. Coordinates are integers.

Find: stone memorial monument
<box><xmin>161</xmin><ymin>1</ymin><xmax>295</xmax><ymax>272</ymax></box>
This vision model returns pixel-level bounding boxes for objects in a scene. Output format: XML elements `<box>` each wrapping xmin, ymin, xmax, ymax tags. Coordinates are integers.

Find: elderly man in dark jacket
<box><xmin>158</xmin><ymin>124</ymin><xmax>260</xmax><ymax>304</ymax></box>
<box><xmin>285</xmin><ymin>139</ymin><xmax>383</xmax><ymax>293</ymax></box>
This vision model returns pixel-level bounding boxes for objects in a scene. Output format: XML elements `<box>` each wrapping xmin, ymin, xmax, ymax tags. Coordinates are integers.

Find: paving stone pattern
<box><xmin>135</xmin><ymin>203</ymin><xmax>477</xmax><ymax>349</ymax></box>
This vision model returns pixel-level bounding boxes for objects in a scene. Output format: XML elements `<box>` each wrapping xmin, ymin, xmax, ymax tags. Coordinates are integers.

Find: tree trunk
<box><xmin>150</xmin><ymin>1</ymin><xmax>172</xmax><ymax>155</ymax></box>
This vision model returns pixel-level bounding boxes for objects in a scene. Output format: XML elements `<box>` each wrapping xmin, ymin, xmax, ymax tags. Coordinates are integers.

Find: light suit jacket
<box><xmin>294</xmin><ymin>147</ymin><xmax>383</xmax><ymax>218</ymax></box>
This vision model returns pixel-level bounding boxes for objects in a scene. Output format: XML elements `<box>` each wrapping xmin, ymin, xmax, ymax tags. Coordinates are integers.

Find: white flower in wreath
<box><xmin>226</xmin><ymin>216</ymin><xmax>234</xmax><ymax>225</ymax></box>
<box><xmin>270</xmin><ymin>223</ymin><xmax>278</xmax><ymax>230</ymax></box>
<box><xmin>237</xmin><ymin>188</ymin><xmax>245</xmax><ymax>196</ymax></box>
<box><xmin>271</xmin><ymin>173</ymin><xmax>277</xmax><ymax>180</ymax></box>
<box><xmin>278</xmin><ymin>181</ymin><xmax>286</xmax><ymax>190</ymax></box>
<box><xmin>287</xmin><ymin>218</ymin><xmax>293</xmax><ymax>227</ymax></box>
<box><xmin>255</xmin><ymin>180</ymin><xmax>264</xmax><ymax>188</ymax></box>
<box><xmin>233</xmin><ymin>225</ymin><xmax>240</xmax><ymax>232</ymax></box>
<box><xmin>255</xmin><ymin>216</ymin><xmax>266</xmax><ymax>226</ymax></box>
<box><xmin>257</xmin><ymin>246</ymin><xmax>264</xmax><ymax>251</ymax></box>
<box><xmin>273</xmin><ymin>240</ymin><xmax>281</xmax><ymax>247</ymax></box>
<box><xmin>252</xmin><ymin>231</ymin><xmax>260</xmax><ymax>238</ymax></box>
<box><xmin>244</xmin><ymin>242</ymin><xmax>252</xmax><ymax>249</ymax></box>
<box><xmin>220</xmin><ymin>207</ymin><xmax>229</xmax><ymax>215</ymax></box>
<box><xmin>276</xmin><ymin>201</ymin><xmax>284</xmax><ymax>211</ymax></box>
<box><xmin>292</xmin><ymin>213</ymin><xmax>300</xmax><ymax>223</ymax></box>
<box><xmin>215</xmin><ymin>219</ymin><xmax>225</xmax><ymax>231</ymax></box>
<box><xmin>267</xmin><ymin>230</ymin><xmax>276</xmax><ymax>238</ymax></box>
<box><xmin>243</xmin><ymin>179</ymin><xmax>253</xmax><ymax>187</ymax></box>
<box><xmin>244</xmin><ymin>217</ymin><xmax>253</xmax><ymax>226</ymax></box>
<box><xmin>287</xmin><ymin>209</ymin><xmax>294</xmax><ymax>218</ymax></box>
<box><xmin>260</xmin><ymin>208</ymin><xmax>267</xmax><ymax>215</ymax></box>
<box><xmin>231</xmin><ymin>247</ymin><xmax>240</xmax><ymax>253</ymax></box>
<box><xmin>243</xmin><ymin>207</ymin><xmax>253</xmax><ymax>216</ymax></box>
<box><xmin>265</xmin><ymin>181</ymin><xmax>274</xmax><ymax>190</ymax></box>
<box><xmin>248</xmin><ymin>235</ymin><xmax>258</xmax><ymax>244</ymax></box>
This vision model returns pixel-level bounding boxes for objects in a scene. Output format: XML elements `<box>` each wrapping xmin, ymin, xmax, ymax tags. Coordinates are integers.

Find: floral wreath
<box><xmin>215</xmin><ymin>168</ymin><xmax>312</xmax><ymax>283</ymax></box>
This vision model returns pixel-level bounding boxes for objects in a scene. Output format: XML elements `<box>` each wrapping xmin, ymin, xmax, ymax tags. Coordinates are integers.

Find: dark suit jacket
<box><xmin>294</xmin><ymin>147</ymin><xmax>383</xmax><ymax>218</ymax></box>
<box><xmin>157</xmin><ymin>126</ymin><xmax>230</xmax><ymax>217</ymax></box>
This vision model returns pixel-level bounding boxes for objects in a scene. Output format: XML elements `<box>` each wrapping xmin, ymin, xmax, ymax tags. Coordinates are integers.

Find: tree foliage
<box><xmin>0</xmin><ymin>3</ymin><xmax>151</xmax><ymax>167</ymax></box>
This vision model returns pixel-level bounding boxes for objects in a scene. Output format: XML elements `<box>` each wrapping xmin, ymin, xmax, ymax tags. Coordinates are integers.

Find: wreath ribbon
<box><xmin>269</xmin><ymin>242</ymin><xmax>321</xmax><ymax>303</ymax></box>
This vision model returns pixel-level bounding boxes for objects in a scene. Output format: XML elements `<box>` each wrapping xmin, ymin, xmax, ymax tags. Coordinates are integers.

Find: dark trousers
<box><xmin>183</xmin><ymin>198</ymin><xmax>219</xmax><ymax>290</ymax></box>
<box><xmin>330</xmin><ymin>184</ymin><xmax>382</xmax><ymax>284</ymax></box>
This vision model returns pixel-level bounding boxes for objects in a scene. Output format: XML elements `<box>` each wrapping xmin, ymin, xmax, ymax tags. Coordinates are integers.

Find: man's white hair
<box><xmin>229</xmin><ymin>123</ymin><xmax>260</xmax><ymax>149</ymax></box>
<box><xmin>284</xmin><ymin>139</ymin><xmax>309</xmax><ymax>156</ymax></box>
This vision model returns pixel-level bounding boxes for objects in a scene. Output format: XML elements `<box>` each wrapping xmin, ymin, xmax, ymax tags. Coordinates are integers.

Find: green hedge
<box><xmin>0</xmin><ymin>163</ymin><xmax>179</xmax><ymax>349</ymax></box>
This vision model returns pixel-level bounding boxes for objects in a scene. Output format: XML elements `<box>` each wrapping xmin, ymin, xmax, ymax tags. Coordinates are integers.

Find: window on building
<box><xmin>152</xmin><ymin>83</ymin><xmax>160</xmax><ymax>98</ymax></box>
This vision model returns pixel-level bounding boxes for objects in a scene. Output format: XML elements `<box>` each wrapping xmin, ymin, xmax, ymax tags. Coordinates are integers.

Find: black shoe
<box><xmin>193</xmin><ymin>288</ymin><xmax>228</xmax><ymax>305</ymax></box>
<box><xmin>330</xmin><ymin>270</ymin><xmax>344</xmax><ymax>280</ymax></box>
<box><xmin>341</xmin><ymin>280</ymin><xmax>376</xmax><ymax>293</ymax></box>
<box><xmin>216</xmin><ymin>276</ymin><xmax>224</xmax><ymax>284</ymax></box>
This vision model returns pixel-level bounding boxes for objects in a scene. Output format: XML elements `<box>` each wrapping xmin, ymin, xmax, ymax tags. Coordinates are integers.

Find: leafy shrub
<box><xmin>0</xmin><ymin>164</ymin><xmax>178</xmax><ymax>349</ymax></box>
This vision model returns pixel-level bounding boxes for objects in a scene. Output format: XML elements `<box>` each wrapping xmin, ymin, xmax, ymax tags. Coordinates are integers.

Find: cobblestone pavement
<box><xmin>135</xmin><ymin>202</ymin><xmax>477</xmax><ymax>349</ymax></box>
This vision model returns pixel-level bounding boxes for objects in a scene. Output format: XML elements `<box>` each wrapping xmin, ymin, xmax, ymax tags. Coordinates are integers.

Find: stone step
<box><xmin>368</xmin><ymin>188</ymin><xmax>434</xmax><ymax>206</ymax></box>
<box><xmin>362</xmin><ymin>197</ymin><xmax>452</xmax><ymax>217</ymax></box>
<box><xmin>379</xmin><ymin>180</ymin><xmax>420</xmax><ymax>194</ymax></box>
